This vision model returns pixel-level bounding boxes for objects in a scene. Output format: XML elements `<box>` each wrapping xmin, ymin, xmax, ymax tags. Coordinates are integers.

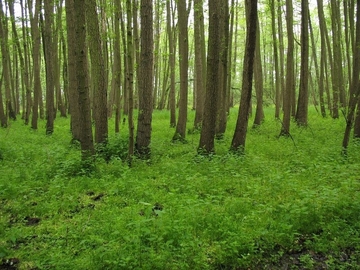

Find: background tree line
<box><xmin>0</xmin><ymin>0</ymin><xmax>359</xmax><ymax>160</ymax></box>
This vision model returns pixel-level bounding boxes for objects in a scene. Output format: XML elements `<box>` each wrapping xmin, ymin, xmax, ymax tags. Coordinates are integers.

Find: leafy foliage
<box><xmin>1</xmin><ymin>108</ymin><xmax>360</xmax><ymax>269</ymax></box>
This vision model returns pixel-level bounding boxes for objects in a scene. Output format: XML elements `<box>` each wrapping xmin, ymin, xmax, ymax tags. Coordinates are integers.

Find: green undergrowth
<box><xmin>1</xmin><ymin>108</ymin><xmax>360</xmax><ymax>269</ymax></box>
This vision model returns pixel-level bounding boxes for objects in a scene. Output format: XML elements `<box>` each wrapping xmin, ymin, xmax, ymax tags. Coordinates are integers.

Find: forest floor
<box><xmin>1</xmin><ymin>108</ymin><xmax>360</xmax><ymax>269</ymax></box>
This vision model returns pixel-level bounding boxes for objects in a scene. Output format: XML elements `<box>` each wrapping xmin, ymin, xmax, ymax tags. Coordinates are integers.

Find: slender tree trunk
<box><xmin>0</xmin><ymin>74</ymin><xmax>6</xmax><ymax>127</ymax></box>
<box><xmin>215</xmin><ymin>0</ymin><xmax>230</xmax><ymax>138</ymax></box>
<box><xmin>31</xmin><ymin>0</ymin><xmax>42</xmax><ymax>129</ymax></box>
<box><xmin>135</xmin><ymin>0</ymin><xmax>153</xmax><ymax>159</ymax></box>
<box><xmin>270</xmin><ymin>0</ymin><xmax>280</xmax><ymax>118</ymax></box>
<box><xmin>55</xmin><ymin>0</ymin><xmax>67</xmax><ymax>118</ymax></box>
<box><xmin>198</xmin><ymin>0</ymin><xmax>220</xmax><ymax>154</ymax></box>
<box><xmin>9</xmin><ymin>1</ymin><xmax>30</xmax><ymax>124</ymax></box>
<box><xmin>330</xmin><ymin>0</ymin><xmax>345</xmax><ymax>117</ymax></box>
<box><xmin>280</xmin><ymin>0</ymin><xmax>294</xmax><ymax>136</ymax></box>
<box><xmin>126</xmin><ymin>0</ymin><xmax>135</xmax><ymax>163</ymax></box>
<box><xmin>278</xmin><ymin>0</ymin><xmax>285</xmax><ymax>113</ymax></box>
<box><xmin>172</xmin><ymin>0</ymin><xmax>188</xmax><ymax>141</ymax></box>
<box><xmin>193</xmin><ymin>0</ymin><xmax>206</xmax><ymax>130</ymax></box>
<box><xmin>73</xmin><ymin>0</ymin><xmax>94</xmax><ymax>160</ymax></box>
<box><xmin>86</xmin><ymin>0</ymin><xmax>108</xmax><ymax>145</ymax></box>
<box><xmin>230</xmin><ymin>0</ymin><xmax>257</xmax><ymax>153</ymax></box>
<box><xmin>342</xmin><ymin>0</ymin><xmax>360</xmax><ymax>152</ymax></box>
<box><xmin>113</xmin><ymin>0</ymin><xmax>122</xmax><ymax>133</ymax></box>
<box><xmin>167</xmin><ymin>0</ymin><xmax>176</xmax><ymax>127</ymax></box>
<box><xmin>295</xmin><ymin>0</ymin><xmax>309</xmax><ymax>126</ymax></box>
<box><xmin>65</xmin><ymin>0</ymin><xmax>81</xmax><ymax>141</ymax></box>
<box><xmin>253</xmin><ymin>16</ymin><xmax>264</xmax><ymax>127</ymax></box>
<box><xmin>44</xmin><ymin>0</ymin><xmax>55</xmax><ymax>135</ymax></box>
<box><xmin>0</xmin><ymin>4</ymin><xmax>13</xmax><ymax>125</ymax></box>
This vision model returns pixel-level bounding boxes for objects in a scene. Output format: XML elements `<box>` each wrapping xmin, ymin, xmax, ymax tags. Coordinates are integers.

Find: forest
<box><xmin>1</xmin><ymin>0</ymin><xmax>360</xmax><ymax>269</ymax></box>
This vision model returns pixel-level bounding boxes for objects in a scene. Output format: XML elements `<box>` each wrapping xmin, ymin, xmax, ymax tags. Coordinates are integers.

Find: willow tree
<box><xmin>230</xmin><ymin>0</ymin><xmax>257</xmax><ymax>153</ymax></box>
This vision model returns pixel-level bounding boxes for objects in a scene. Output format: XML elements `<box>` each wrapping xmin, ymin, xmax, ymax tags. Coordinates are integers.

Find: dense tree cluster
<box><xmin>0</xmin><ymin>0</ymin><xmax>359</xmax><ymax>160</ymax></box>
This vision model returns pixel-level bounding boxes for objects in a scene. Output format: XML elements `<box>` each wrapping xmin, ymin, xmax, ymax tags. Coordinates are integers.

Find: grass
<box><xmin>1</xmin><ymin>107</ymin><xmax>360</xmax><ymax>269</ymax></box>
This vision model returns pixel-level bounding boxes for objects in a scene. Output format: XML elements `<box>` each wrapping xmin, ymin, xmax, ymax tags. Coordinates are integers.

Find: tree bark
<box><xmin>295</xmin><ymin>0</ymin><xmax>309</xmax><ymax>126</ymax></box>
<box><xmin>43</xmin><ymin>0</ymin><xmax>55</xmax><ymax>135</ymax></box>
<box><xmin>230</xmin><ymin>0</ymin><xmax>257</xmax><ymax>153</ymax></box>
<box><xmin>73</xmin><ymin>0</ymin><xmax>95</xmax><ymax>160</ymax></box>
<box><xmin>198</xmin><ymin>0</ymin><xmax>221</xmax><ymax>154</ymax></box>
<box><xmin>31</xmin><ymin>0</ymin><xmax>42</xmax><ymax>129</ymax></box>
<box><xmin>135</xmin><ymin>0</ymin><xmax>154</xmax><ymax>159</ymax></box>
<box><xmin>86</xmin><ymin>0</ymin><xmax>108</xmax><ymax>145</ymax></box>
<box><xmin>172</xmin><ymin>0</ymin><xmax>188</xmax><ymax>142</ymax></box>
<box><xmin>166</xmin><ymin>0</ymin><xmax>176</xmax><ymax>128</ymax></box>
<box><xmin>279</xmin><ymin>0</ymin><xmax>294</xmax><ymax>136</ymax></box>
<box><xmin>342</xmin><ymin>0</ymin><xmax>360</xmax><ymax>152</ymax></box>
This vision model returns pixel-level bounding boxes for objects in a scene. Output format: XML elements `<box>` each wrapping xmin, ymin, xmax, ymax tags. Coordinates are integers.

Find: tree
<box><xmin>215</xmin><ymin>0</ymin><xmax>230</xmax><ymax>138</ymax></box>
<box><xmin>166</xmin><ymin>0</ymin><xmax>176</xmax><ymax>128</ymax></box>
<box><xmin>111</xmin><ymin>0</ymin><xmax>122</xmax><ymax>134</ymax></box>
<box><xmin>65</xmin><ymin>0</ymin><xmax>81</xmax><ymax>141</ymax></box>
<box><xmin>193</xmin><ymin>0</ymin><xmax>206</xmax><ymax>131</ymax></box>
<box><xmin>342</xmin><ymin>0</ymin><xmax>360</xmax><ymax>152</ymax></box>
<box><xmin>126</xmin><ymin>0</ymin><xmax>135</xmax><ymax>163</ymax></box>
<box><xmin>230</xmin><ymin>0</ymin><xmax>257</xmax><ymax>153</ymax></box>
<box><xmin>0</xmin><ymin>2</ymin><xmax>15</xmax><ymax>125</ymax></box>
<box><xmin>31</xmin><ymin>0</ymin><xmax>42</xmax><ymax>130</ymax></box>
<box><xmin>279</xmin><ymin>0</ymin><xmax>294</xmax><ymax>136</ymax></box>
<box><xmin>43</xmin><ymin>0</ymin><xmax>55</xmax><ymax>135</ymax></box>
<box><xmin>73</xmin><ymin>0</ymin><xmax>94</xmax><ymax>160</ymax></box>
<box><xmin>270</xmin><ymin>0</ymin><xmax>280</xmax><ymax>118</ymax></box>
<box><xmin>135</xmin><ymin>0</ymin><xmax>154</xmax><ymax>159</ymax></box>
<box><xmin>172</xmin><ymin>0</ymin><xmax>188</xmax><ymax>142</ymax></box>
<box><xmin>253</xmin><ymin>16</ymin><xmax>264</xmax><ymax>127</ymax></box>
<box><xmin>86</xmin><ymin>0</ymin><xmax>108</xmax><ymax>145</ymax></box>
<box><xmin>198</xmin><ymin>0</ymin><xmax>220</xmax><ymax>154</ymax></box>
<box><xmin>295</xmin><ymin>0</ymin><xmax>309</xmax><ymax>126</ymax></box>
<box><xmin>8</xmin><ymin>0</ymin><xmax>30</xmax><ymax>124</ymax></box>
<box><xmin>330</xmin><ymin>0</ymin><xmax>345</xmax><ymax>118</ymax></box>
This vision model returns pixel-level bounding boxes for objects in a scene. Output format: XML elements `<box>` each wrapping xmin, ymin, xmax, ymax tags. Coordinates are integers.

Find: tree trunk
<box><xmin>86</xmin><ymin>0</ymin><xmax>108</xmax><ymax>145</ymax></box>
<box><xmin>295</xmin><ymin>0</ymin><xmax>309</xmax><ymax>126</ymax></box>
<box><xmin>270</xmin><ymin>0</ymin><xmax>280</xmax><ymax>119</ymax></box>
<box><xmin>253</xmin><ymin>16</ymin><xmax>264</xmax><ymax>127</ymax></box>
<box><xmin>172</xmin><ymin>0</ymin><xmax>188</xmax><ymax>141</ymax></box>
<box><xmin>126</xmin><ymin>0</ymin><xmax>135</xmax><ymax>164</ymax></box>
<box><xmin>43</xmin><ymin>0</ymin><xmax>55</xmax><ymax>135</ymax></box>
<box><xmin>65</xmin><ymin>0</ymin><xmax>81</xmax><ymax>141</ymax></box>
<box><xmin>215</xmin><ymin>0</ymin><xmax>230</xmax><ymax>139</ymax></box>
<box><xmin>198</xmin><ymin>0</ymin><xmax>220</xmax><ymax>154</ymax></box>
<box><xmin>135</xmin><ymin>0</ymin><xmax>154</xmax><ymax>159</ymax></box>
<box><xmin>112</xmin><ymin>0</ymin><xmax>122</xmax><ymax>133</ymax></box>
<box><xmin>9</xmin><ymin>1</ymin><xmax>30</xmax><ymax>124</ymax></box>
<box><xmin>279</xmin><ymin>0</ymin><xmax>294</xmax><ymax>136</ymax></box>
<box><xmin>230</xmin><ymin>0</ymin><xmax>257</xmax><ymax>153</ymax></box>
<box><xmin>31</xmin><ymin>0</ymin><xmax>42</xmax><ymax>129</ymax></box>
<box><xmin>193</xmin><ymin>0</ymin><xmax>206</xmax><ymax>131</ymax></box>
<box><xmin>342</xmin><ymin>0</ymin><xmax>360</xmax><ymax>152</ymax></box>
<box><xmin>166</xmin><ymin>0</ymin><xmax>176</xmax><ymax>128</ymax></box>
<box><xmin>73</xmin><ymin>0</ymin><xmax>95</xmax><ymax>160</ymax></box>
